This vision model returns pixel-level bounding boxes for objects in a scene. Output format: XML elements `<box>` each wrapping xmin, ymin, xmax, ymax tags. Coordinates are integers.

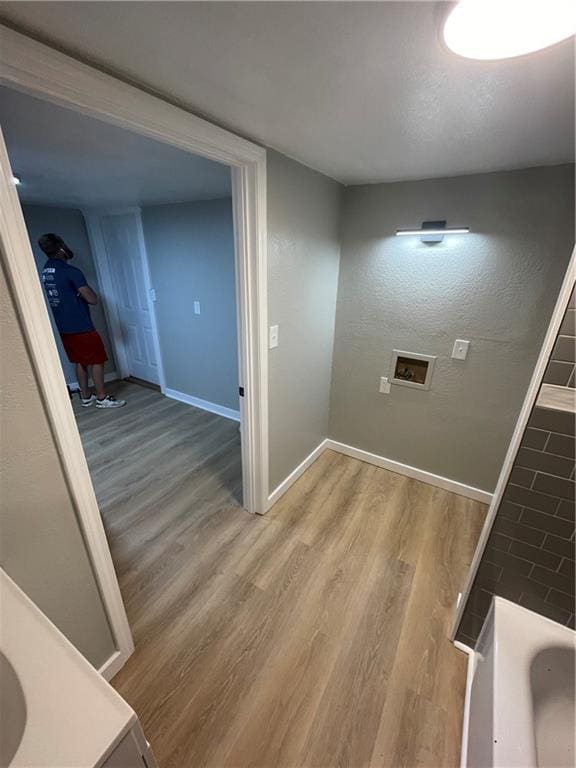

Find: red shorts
<box><xmin>60</xmin><ymin>330</ymin><xmax>108</xmax><ymax>366</ymax></box>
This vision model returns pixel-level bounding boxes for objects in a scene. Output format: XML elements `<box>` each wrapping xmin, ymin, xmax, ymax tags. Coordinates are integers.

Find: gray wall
<box><xmin>142</xmin><ymin>198</ymin><xmax>238</xmax><ymax>410</ymax></box>
<box><xmin>267</xmin><ymin>150</ymin><xmax>342</xmax><ymax>491</ymax></box>
<box><xmin>21</xmin><ymin>203</ymin><xmax>116</xmax><ymax>382</ymax></box>
<box><xmin>0</xmin><ymin>261</ymin><xmax>115</xmax><ymax>668</ymax></box>
<box><xmin>330</xmin><ymin>165</ymin><xmax>575</xmax><ymax>492</ymax></box>
<box><xmin>458</xmin><ymin>288</ymin><xmax>575</xmax><ymax>645</ymax></box>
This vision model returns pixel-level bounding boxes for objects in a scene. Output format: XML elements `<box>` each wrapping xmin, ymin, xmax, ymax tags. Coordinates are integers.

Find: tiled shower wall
<box><xmin>457</xmin><ymin>288</ymin><xmax>575</xmax><ymax>646</ymax></box>
<box><xmin>543</xmin><ymin>287</ymin><xmax>576</xmax><ymax>388</ymax></box>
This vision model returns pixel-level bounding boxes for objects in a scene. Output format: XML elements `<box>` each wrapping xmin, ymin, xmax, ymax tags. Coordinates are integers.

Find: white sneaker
<box><xmin>96</xmin><ymin>395</ymin><xmax>127</xmax><ymax>409</ymax></box>
<box><xmin>81</xmin><ymin>394</ymin><xmax>97</xmax><ymax>407</ymax></box>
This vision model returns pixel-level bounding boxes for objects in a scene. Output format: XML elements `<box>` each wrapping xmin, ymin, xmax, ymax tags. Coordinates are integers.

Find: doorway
<box><xmin>1</xmin><ymin>80</ymin><xmax>246</xmax><ymax>667</ymax></box>
<box><xmin>0</xmin><ymin>25</ymin><xmax>268</xmax><ymax>678</ymax></box>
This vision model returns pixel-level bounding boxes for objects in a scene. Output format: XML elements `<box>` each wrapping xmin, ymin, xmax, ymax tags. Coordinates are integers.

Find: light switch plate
<box><xmin>269</xmin><ymin>325</ymin><xmax>279</xmax><ymax>349</ymax></box>
<box><xmin>193</xmin><ymin>300</ymin><xmax>201</xmax><ymax>315</ymax></box>
<box><xmin>452</xmin><ymin>339</ymin><xmax>470</xmax><ymax>360</ymax></box>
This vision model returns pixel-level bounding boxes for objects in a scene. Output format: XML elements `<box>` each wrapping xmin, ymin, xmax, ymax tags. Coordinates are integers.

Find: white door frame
<box><xmin>0</xmin><ymin>25</ymin><xmax>269</xmax><ymax>676</ymax></box>
<box><xmin>82</xmin><ymin>207</ymin><xmax>167</xmax><ymax>391</ymax></box>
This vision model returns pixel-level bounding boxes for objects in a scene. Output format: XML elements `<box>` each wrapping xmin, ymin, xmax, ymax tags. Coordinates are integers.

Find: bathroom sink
<box><xmin>1</xmin><ymin>569</ymin><xmax>140</xmax><ymax>768</ymax></box>
<box><xmin>0</xmin><ymin>652</ymin><xmax>26</xmax><ymax>767</ymax></box>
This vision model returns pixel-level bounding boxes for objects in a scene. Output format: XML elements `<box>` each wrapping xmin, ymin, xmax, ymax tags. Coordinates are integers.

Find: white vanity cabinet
<box><xmin>1</xmin><ymin>570</ymin><xmax>158</xmax><ymax>768</ymax></box>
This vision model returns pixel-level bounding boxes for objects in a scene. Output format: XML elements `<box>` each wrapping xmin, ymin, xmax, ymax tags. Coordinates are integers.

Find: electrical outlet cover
<box><xmin>452</xmin><ymin>339</ymin><xmax>470</xmax><ymax>360</ymax></box>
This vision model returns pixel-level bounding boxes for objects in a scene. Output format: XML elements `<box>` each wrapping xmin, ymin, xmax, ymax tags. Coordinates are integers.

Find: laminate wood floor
<box><xmin>74</xmin><ymin>381</ymin><xmax>486</xmax><ymax>768</ymax></box>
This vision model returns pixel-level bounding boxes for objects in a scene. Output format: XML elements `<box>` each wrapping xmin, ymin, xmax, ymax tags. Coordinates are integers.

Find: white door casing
<box><xmin>0</xmin><ymin>24</ymin><xmax>268</xmax><ymax>678</ymax></box>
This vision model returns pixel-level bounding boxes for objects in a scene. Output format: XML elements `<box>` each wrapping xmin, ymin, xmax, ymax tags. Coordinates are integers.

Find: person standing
<box><xmin>38</xmin><ymin>233</ymin><xmax>126</xmax><ymax>409</ymax></box>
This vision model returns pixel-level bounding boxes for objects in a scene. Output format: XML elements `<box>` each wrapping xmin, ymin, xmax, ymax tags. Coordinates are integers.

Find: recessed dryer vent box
<box><xmin>390</xmin><ymin>350</ymin><xmax>436</xmax><ymax>390</ymax></box>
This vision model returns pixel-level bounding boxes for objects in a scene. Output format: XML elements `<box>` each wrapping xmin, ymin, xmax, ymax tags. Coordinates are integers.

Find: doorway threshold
<box><xmin>123</xmin><ymin>376</ymin><xmax>161</xmax><ymax>392</ymax></box>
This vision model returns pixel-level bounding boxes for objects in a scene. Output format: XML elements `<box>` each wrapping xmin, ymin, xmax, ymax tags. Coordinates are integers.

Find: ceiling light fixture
<box><xmin>11</xmin><ymin>175</ymin><xmax>21</xmax><ymax>185</ymax></box>
<box><xmin>396</xmin><ymin>221</ymin><xmax>470</xmax><ymax>244</ymax></box>
<box><xmin>443</xmin><ymin>0</ymin><xmax>576</xmax><ymax>61</ymax></box>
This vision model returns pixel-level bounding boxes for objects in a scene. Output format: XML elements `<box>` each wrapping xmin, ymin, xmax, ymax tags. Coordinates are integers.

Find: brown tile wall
<box><xmin>543</xmin><ymin>288</ymin><xmax>576</xmax><ymax>387</ymax></box>
<box><xmin>457</xmin><ymin>290</ymin><xmax>575</xmax><ymax>646</ymax></box>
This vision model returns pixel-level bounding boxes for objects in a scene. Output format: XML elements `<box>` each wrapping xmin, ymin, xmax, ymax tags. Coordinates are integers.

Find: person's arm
<box><xmin>77</xmin><ymin>285</ymin><xmax>98</xmax><ymax>305</ymax></box>
<box><xmin>71</xmin><ymin>267</ymin><xmax>98</xmax><ymax>305</ymax></box>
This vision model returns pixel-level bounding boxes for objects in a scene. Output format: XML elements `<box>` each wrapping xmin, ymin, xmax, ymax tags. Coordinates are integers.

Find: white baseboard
<box><xmin>267</xmin><ymin>439</ymin><xmax>329</xmax><ymax>511</ymax></box>
<box><xmin>67</xmin><ymin>370</ymin><xmax>119</xmax><ymax>390</ymax></box>
<box><xmin>98</xmin><ymin>649</ymin><xmax>127</xmax><ymax>681</ymax></box>
<box><xmin>453</xmin><ymin>640</ymin><xmax>475</xmax><ymax>768</ymax></box>
<box><xmin>266</xmin><ymin>438</ymin><xmax>492</xmax><ymax>514</ymax></box>
<box><xmin>325</xmin><ymin>440</ymin><xmax>493</xmax><ymax>504</ymax></box>
<box><xmin>164</xmin><ymin>387</ymin><xmax>240</xmax><ymax>422</ymax></box>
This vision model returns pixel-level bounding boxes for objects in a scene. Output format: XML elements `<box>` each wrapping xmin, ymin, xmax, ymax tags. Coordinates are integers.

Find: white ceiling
<box><xmin>0</xmin><ymin>86</ymin><xmax>231</xmax><ymax>208</ymax></box>
<box><xmin>0</xmin><ymin>2</ymin><xmax>574</xmax><ymax>185</ymax></box>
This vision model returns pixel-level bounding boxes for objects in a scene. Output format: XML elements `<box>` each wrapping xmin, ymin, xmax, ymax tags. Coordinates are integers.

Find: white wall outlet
<box><xmin>193</xmin><ymin>300</ymin><xmax>201</xmax><ymax>315</ymax></box>
<box><xmin>149</xmin><ymin>288</ymin><xmax>157</xmax><ymax>302</ymax></box>
<box><xmin>452</xmin><ymin>339</ymin><xmax>470</xmax><ymax>360</ymax></box>
<box><xmin>269</xmin><ymin>324</ymin><xmax>279</xmax><ymax>349</ymax></box>
<box><xmin>379</xmin><ymin>376</ymin><xmax>391</xmax><ymax>394</ymax></box>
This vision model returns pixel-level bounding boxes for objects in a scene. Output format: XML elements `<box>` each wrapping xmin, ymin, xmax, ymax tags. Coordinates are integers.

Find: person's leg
<box><xmin>76</xmin><ymin>363</ymin><xmax>90</xmax><ymax>399</ymax></box>
<box><xmin>92</xmin><ymin>363</ymin><xmax>107</xmax><ymax>400</ymax></box>
<box><xmin>88</xmin><ymin>331</ymin><xmax>126</xmax><ymax>409</ymax></box>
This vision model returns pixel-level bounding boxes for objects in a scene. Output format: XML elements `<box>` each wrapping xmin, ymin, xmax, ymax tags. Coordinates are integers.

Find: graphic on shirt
<box><xmin>41</xmin><ymin>258</ymin><xmax>95</xmax><ymax>334</ymax></box>
<box><xmin>42</xmin><ymin>267</ymin><xmax>61</xmax><ymax>307</ymax></box>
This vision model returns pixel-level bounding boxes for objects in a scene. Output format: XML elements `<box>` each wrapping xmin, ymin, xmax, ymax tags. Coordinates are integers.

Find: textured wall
<box><xmin>21</xmin><ymin>203</ymin><xmax>116</xmax><ymax>382</ymax></box>
<box><xmin>267</xmin><ymin>150</ymin><xmax>342</xmax><ymax>491</ymax></box>
<box><xmin>458</xmin><ymin>288</ymin><xmax>575</xmax><ymax>646</ymax></box>
<box><xmin>0</xmin><ymin>262</ymin><xmax>115</xmax><ymax>668</ymax></box>
<box><xmin>142</xmin><ymin>198</ymin><xmax>238</xmax><ymax>410</ymax></box>
<box><xmin>330</xmin><ymin>165</ymin><xmax>575</xmax><ymax>492</ymax></box>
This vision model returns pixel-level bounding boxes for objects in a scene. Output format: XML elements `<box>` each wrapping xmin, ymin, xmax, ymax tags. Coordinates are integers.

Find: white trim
<box><xmin>266</xmin><ymin>436</ymin><xmax>491</xmax><ymax>514</ymax></box>
<box><xmin>0</xmin><ymin>32</ymin><xmax>264</xmax><ymax>165</ymax></box>
<box><xmin>67</xmin><ymin>370</ymin><xmax>119</xmax><ymax>390</ymax></box>
<box><xmin>98</xmin><ymin>650</ymin><xmax>125</xmax><ymax>682</ymax></box>
<box><xmin>267</xmin><ymin>439</ymin><xmax>328</xmax><ymax>511</ymax></box>
<box><xmin>231</xmin><ymin>162</ymin><xmax>268</xmax><ymax>515</ymax></box>
<box><xmin>450</xmin><ymin>245</ymin><xmax>576</xmax><ymax>640</ymax></box>
<box><xmin>453</xmin><ymin>640</ymin><xmax>475</xmax><ymax>768</ymax></box>
<box><xmin>0</xmin><ymin>25</ymin><xmax>269</xmax><ymax>676</ymax></box>
<box><xmin>164</xmin><ymin>387</ymin><xmax>240</xmax><ymax>422</ymax></box>
<box><xmin>325</xmin><ymin>440</ymin><xmax>493</xmax><ymax>503</ymax></box>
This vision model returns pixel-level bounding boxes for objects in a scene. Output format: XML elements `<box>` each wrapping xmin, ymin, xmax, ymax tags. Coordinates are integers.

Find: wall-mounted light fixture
<box><xmin>11</xmin><ymin>175</ymin><xmax>21</xmax><ymax>186</ymax></box>
<box><xmin>395</xmin><ymin>220</ymin><xmax>470</xmax><ymax>244</ymax></box>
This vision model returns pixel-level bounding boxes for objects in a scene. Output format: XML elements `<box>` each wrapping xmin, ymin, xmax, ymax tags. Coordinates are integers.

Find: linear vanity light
<box><xmin>396</xmin><ymin>227</ymin><xmax>470</xmax><ymax>236</ymax></box>
<box><xmin>396</xmin><ymin>220</ymin><xmax>470</xmax><ymax>244</ymax></box>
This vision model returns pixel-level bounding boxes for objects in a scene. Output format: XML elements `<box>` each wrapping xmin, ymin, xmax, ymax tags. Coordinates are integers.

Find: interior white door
<box><xmin>100</xmin><ymin>212</ymin><xmax>160</xmax><ymax>385</ymax></box>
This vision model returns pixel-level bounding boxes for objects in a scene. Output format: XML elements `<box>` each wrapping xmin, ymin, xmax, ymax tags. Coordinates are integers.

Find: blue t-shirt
<box><xmin>42</xmin><ymin>258</ymin><xmax>95</xmax><ymax>334</ymax></box>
